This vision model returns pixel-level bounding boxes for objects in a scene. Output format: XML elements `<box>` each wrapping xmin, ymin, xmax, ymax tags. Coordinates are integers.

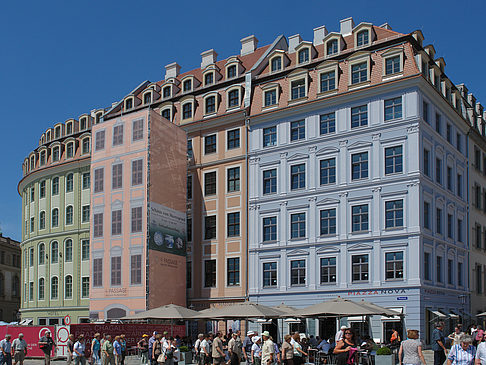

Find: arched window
<box><xmin>66</xmin><ymin>173</ymin><xmax>74</xmax><ymax>192</ymax></box>
<box><xmin>51</xmin><ymin>277</ymin><xmax>58</xmax><ymax>299</ymax></box>
<box><xmin>271</xmin><ymin>57</ymin><xmax>282</xmax><ymax>72</ymax></box>
<box><xmin>95</xmin><ymin>112</ymin><xmax>103</xmax><ymax>124</ymax></box>
<box><xmin>205</xmin><ymin>96</ymin><xmax>216</xmax><ymax>114</ymax></box>
<box><xmin>80</xmin><ymin>118</ymin><xmax>87</xmax><ymax>130</ymax></box>
<box><xmin>66</xmin><ymin>142</ymin><xmax>74</xmax><ymax>158</ymax></box>
<box><xmin>51</xmin><ymin>241</ymin><xmax>59</xmax><ymax>263</ymax></box>
<box><xmin>65</xmin><ymin>206</ymin><xmax>73</xmax><ymax>225</ymax></box>
<box><xmin>66</xmin><ymin>122</ymin><xmax>73</xmax><ymax>135</ymax></box>
<box><xmin>298</xmin><ymin>48</ymin><xmax>309</xmax><ymax>64</ymax></box>
<box><xmin>52</xmin><ymin>146</ymin><xmax>60</xmax><ymax>162</ymax></box>
<box><xmin>64</xmin><ymin>239</ymin><xmax>73</xmax><ymax>262</ymax></box>
<box><xmin>82</xmin><ymin>138</ymin><xmax>90</xmax><ymax>154</ymax></box>
<box><xmin>327</xmin><ymin>39</ymin><xmax>338</xmax><ymax>56</ymax></box>
<box><xmin>357</xmin><ymin>30</ymin><xmax>369</xmax><ymax>47</ymax></box>
<box><xmin>144</xmin><ymin>93</ymin><xmax>152</xmax><ymax>105</ymax></box>
<box><xmin>12</xmin><ymin>276</ymin><xmax>19</xmax><ymax>297</ymax></box>
<box><xmin>182</xmin><ymin>103</ymin><xmax>193</xmax><ymax>120</ymax></box>
<box><xmin>65</xmin><ymin>275</ymin><xmax>72</xmax><ymax>299</ymax></box>
<box><xmin>38</xmin><ymin>243</ymin><xmax>45</xmax><ymax>265</ymax></box>
<box><xmin>183</xmin><ymin>79</ymin><xmax>192</xmax><ymax>92</ymax></box>
<box><xmin>204</xmin><ymin>72</ymin><xmax>214</xmax><ymax>86</ymax></box>
<box><xmin>55</xmin><ymin>126</ymin><xmax>61</xmax><ymax>139</ymax></box>
<box><xmin>51</xmin><ymin>208</ymin><xmax>59</xmax><ymax>227</ymax></box>
<box><xmin>228</xmin><ymin>89</ymin><xmax>240</xmax><ymax>108</ymax></box>
<box><xmin>125</xmin><ymin>98</ymin><xmax>133</xmax><ymax>110</ymax></box>
<box><xmin>162</xmin><ymin>86</ymin><xmax>171</xmax><ymax>98</ymax></box>
<box><xmin>52</xmin><ymin>177</ymin><xmax>59</xmax><ymax>195</ymax></box>
<box><xmin>227</xmin><ymin>65</ymin><xmax>237</xmax><ymax>79</ymax></box>
<box><xmin>38</xmin><ymin>278</ymin><xmax>44</xmax><ymax>300</ymax></box>
<box><xmin>161</xmin><ymin>108</ymin><xmax>171</xmax><ymax>121</ymax></box>
<box><xmin>40</xmin><ymin>150</ymin><xmax>46</xmax><ymax>166</ymax></box>
<box><xmin>39</xmin><ymin>211</ymin><xmax>45</xmax><ymax>230</ymax></box>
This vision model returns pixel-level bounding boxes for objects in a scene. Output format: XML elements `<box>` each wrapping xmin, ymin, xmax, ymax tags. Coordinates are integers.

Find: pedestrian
<box><xmin>447</xmin><ymin>335</ymin><xmax>475</xmax><ymax>365</ymax></box>
<box><xmin>138</xmin><ymin>334</ymin><xmax>149</xmax><ymax>365</ymax></box>
<box><xmin>38</xmin><ymin>331</ymin><xmax>56</xmax><ymax>365</ymax></box>
<box><xmin>113</xmin><ymin>336</ymin><xmax>122</xmax><ymax>365</ymax></box>
<box><xmin>450</xmin><ymin>328</ymin><xmax>466</xmax><ymax>348</ymax></box>
<box><xmin>335</xmin><ymin>326</ymin><xmax>347</xmax><ymax>344</ymax></box>
<box><xmin>433</xmin><ymin>322</ymin><xmax>448</xmax><ymax>365</ymax></box>
<box><xmin>73</xmin><ymin>335</ymin><xmax>87</xmax><ymax>365</ymax></box>
<box><xmin>391</xmin><ymin>329</ymin><xmax>401</xmax><ymax>348</ymax></box>
<box><xmin>101</xmin><ymin>335</ymin><xmax>115</xmax><ymax>365</ymax></box>
<box><xmin>0</xmin><ymin>334</ymin><xmax>12</xmax><ymax>365</ymax></box>
<box><xmin>195</xmin><ymin>334</ymin><xmax>204</xmax><ymax>365</ymax></box>
<box><xmin>398</xmin><ymin>330</ymin><xmax>426</xmax><ymax>365</ymax></box>
<box><xmin>476</xmin><ymin>328</ymin><xmax>485</xmax><ymax>348</ymax></box>
<box><xmin>228</xmin><ymin>332</ymin><xmax>241</xmax><ymax>365</ymax></box>
<box><xmin>281</xmin><ymin>335</ymin><xmax>294</xmax><ymax>365</ymax></box>
<box><xmin>91</xmin><ymin>333</ymin><xmax>102</xmax><ymax>365</ymax></box>
<box><xmin>200</xmin><ymin>334</ymin><xmax>211</xmax><ymax>365</ymax></box>
<box><xmin>149</xmin><ymin>332</ymin><xmax>158</xmax><ymax>365</ymax></box>
<box><xmin>292</xmin><ymin>334</ymin><xmax>307</xmax><ymax>365</ymax></box>
<box><xmin>120</xmin><ymin>335</ymin><xmax>127</xmax><ymax>365</ymax></box>
<box><xmin>272</xmin><ymin>337</ymin><xmax>281</xmax><ymax>365</ymax></box>
<box><xmin>235</xmin><ymin>331</ymin><xmax>243</xmax><ymax>364</ymax></box>
<box><xmin>261</xmin><ymin>332</ymin><xmax>274</xmax><ymax>365</ymax></box>
<box><xmin>212</xmin><ymin>332</ymin><xmax>225</xmax><ymax>365</ymax></box>
<box><xmin>251</xmin><ymin>337</ymin><xmax>262</xmax><ymax>365</ymax></box>
<box><xmin>243</xmin><ymin>331</ymin><xmax>255</xmax><ymax>365</ymax></box>
<box><xmin>475</xmin><ymin>332</ymin><xmax>486</xmax><ymax>365</ymax></box>
<box><xmin>333</xmin><ymin>328</ymin><xmax>357</xmax><ymax>365</ymax></box>
<box><xmin>11</xmin><ymin>333</ymin><xmax>27</xmax><ymax>365</ymax></box>
<box><xmin>67</xmin><ymin>334</ymin><xmax>76</xmax><ymax>365</ymax></box>
<box><xmin>172</xmin><ymin>339</ymin><xmax>181</xmax><ymax>365</ymax></box>
<box><xmin>152</xmin><ymin>334</ymin><xmax>163</xmax><ymax>364</ymax></box>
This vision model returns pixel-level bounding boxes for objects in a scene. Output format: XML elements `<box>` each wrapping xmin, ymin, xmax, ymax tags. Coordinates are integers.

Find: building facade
<box><xmin>18</xmin><ymin>112</ymin><xmax>101</xmax><ymax>324</ymax></box>
<box><xmin>0</xmin><ymin>234</ymin><xmax>21</xmax><ymax>322</ymax></box>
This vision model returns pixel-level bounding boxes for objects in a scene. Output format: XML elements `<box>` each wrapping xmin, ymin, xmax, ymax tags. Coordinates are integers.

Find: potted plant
<box><xmin>178</xmin><ymin>345</ymin><xmax>191</xmax><ymax>365</ymax></box>
<box><xmin>375</xmin><ymin>346</ymin><xmax>395</xmax><ymax>365</ymax></box>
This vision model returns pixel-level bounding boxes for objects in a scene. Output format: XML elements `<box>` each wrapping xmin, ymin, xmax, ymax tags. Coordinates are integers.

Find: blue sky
<box><xmin>0</xmin><ymin>0</ymin><xmax>484</xmax><ymax>240</ymax></box>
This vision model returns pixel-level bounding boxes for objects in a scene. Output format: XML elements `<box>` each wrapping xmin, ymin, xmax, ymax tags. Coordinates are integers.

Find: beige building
<box><xmin>0</xmin><ymin>234</ymin><xmax>21</xmax><ymax>322</ymax></box>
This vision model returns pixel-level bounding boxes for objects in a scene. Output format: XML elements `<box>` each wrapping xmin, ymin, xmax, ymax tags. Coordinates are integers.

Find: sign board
<box><xmin>0</xmin><ymin>326</ymin><xmax>55</xmax><ymax>358</ymax></box>
<box><xmin>149</xmin><ymin>202</ymin><xmax>186</xmax><ymax>257</ymax></box>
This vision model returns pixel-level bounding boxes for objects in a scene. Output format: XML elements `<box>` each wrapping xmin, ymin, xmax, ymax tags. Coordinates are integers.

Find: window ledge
<box><xmin>262</xmin><ymin>240</ymin><xmax>278</xmax><ymax>244</ymax></box>
<box><xmin>288</xmin><ymin>96</ymin><xmax>308</xmax><ymax>106</ymax></box>
<box><xmin>382</xmin><ymin>72</ymin><xmax>403</xmax><ymax>81</ymax></box>
<box><xmin>348</xmin><ymin>80</ymin><xmax>371</xmax><ymax>91</ymax></box>
<box><xmin>226</xmin><ymin>105</ymin><xmax>240</xmax><ymax>111</ymax></box>
<box><xmin>262</xmin><ymin>104</ymin><xmax>278</xmax><ymax>111</ymax></box>
<box><xmin>384</xmin><ymin>117</ymin><xmax>402</xmax><ymax>123</ymax></box>
<box><xmin>384</xmin><ymin>227</ymin><xmax>404</xmax><ymax>232</ymax></box>
<box><xmin>319</xmin><ymin>234</ymin><xmax>337</xmax><ymax>238</ymax></box>
<box><xmin>203</xmin><ymin>112</ymin><xmax>217</xmax><ymax>118</ymax></box>
<box><xmin>289</xmin><ymin>237</ymin><xmax>306</xmax><ymax>241</ymax></box>
<box><xmin>317</xmin><ymin>89</ymin><xmax>338</xmax><ymax>98</ymax></box>
<box><xmin>350</xmin><ymin>230</ymin><xmax>370</xmax><ymax>235</ymax></box>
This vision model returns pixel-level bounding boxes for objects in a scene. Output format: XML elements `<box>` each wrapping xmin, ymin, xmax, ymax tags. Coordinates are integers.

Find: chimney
<box><xmin>313</xmin><ymin>25</ymin><xmax>328</xmax><ymax>45</ymax></box>
<box><xmin>288</xmin><ymin>34</ymin><xmax>302</xmax><ymax>53</ymax></box>
<box><xmin>340</xmin><ymin>17</ymin><xmax>355</xmax><ymax>36</ymax></box>
<box><xmin>165</xmin><ymin>62</ymin><xmax>181</xmax><ymax>80</ymax></box>
<box><xmin>201</xmin><ymin>49</ymin><xmax>218</xmax><ymax>68</ymax></box>
<box><xmin>240</xmin><ymin>35</ymin><xmax>258</xmax><ymax>56</ymax></box>
<box><xmin>380</xmin><ymin>23</ymin><xmax>392</xmax><ymax>30</ymax></box>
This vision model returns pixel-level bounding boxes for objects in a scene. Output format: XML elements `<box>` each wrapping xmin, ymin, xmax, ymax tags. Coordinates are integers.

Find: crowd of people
<box><xmin>137</xmin><ymin>331</ymin><xmax>185</xmax><ymax>365</ymax></box>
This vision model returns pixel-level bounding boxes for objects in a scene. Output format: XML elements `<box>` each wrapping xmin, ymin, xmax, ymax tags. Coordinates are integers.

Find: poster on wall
<box><xmin>149</xmin><ymin>201</ymin><xmax>186</xmax><ymax>256</ymax></box>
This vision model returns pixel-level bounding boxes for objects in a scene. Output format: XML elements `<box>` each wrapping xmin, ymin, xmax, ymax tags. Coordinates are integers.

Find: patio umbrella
<box><xmin>193</xmin><ymin>302</ymin><xmax>285</xmax><ymax>319</ymax></box>
<box><xmin>121</xmin><ymin>303</ymin><xmax>199</xmax><ymax>320</ymax></box>
<box><xmin>357</xmin><ymin>300</ymin><xmax>403</xmax><ymax>317</ymax></box>
<box><xmin>476</xmin><ymin>312</ymin><xmax>486</xmax><ymax>317</ymax></box>
<box><xmin>294</xmin><ymin>297</ymin><xmax>399</xmax><ymax>317</ymax></box>
<box><xmin>272</xmin><ymin>303</ymin><xmax>298</xmax><ymax>316</ymax></box>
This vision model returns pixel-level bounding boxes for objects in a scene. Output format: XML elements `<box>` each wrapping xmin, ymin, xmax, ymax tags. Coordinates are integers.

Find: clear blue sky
<box><xmin>1</xmin><ymin>0</ymin><xmax>484</xmax><ymax>240</ymax></box>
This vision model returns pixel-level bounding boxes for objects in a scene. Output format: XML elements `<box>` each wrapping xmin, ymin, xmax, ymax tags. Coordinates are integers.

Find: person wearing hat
<box><xmin>243</xmin><ymin>331</ymin><xmax>255</xmax><ymax>365</ymax></box>
<box><xmin>212</xmin><ymin>332</ymin><xmax>225</xmax><ymax>365</ymax></box>
<box><xmin>228</xmin><ymin>332</ymin><xmax>241</xmax><ymax>365</ymax></box>
<box><xmin>12</xmin><ymin>333</ymin><xmax>27</xmax><ymax>365</ymax></box>
<box><xmin>39</xmin><ymin>331</ymin><xmax>56</xmax><ymax>365</ymax></box>
<box><xmin>138</xmin><ymin>335</ymin><xmax>149</xmax><ymax>365</ymax></box>
<box><xmin>148</xmin><ymin>332</ymin><xmax>157</xmax><ymax>365</ymax></box>
<box><xmin>251</xmin><ymin>337</ymin><xmax>262</xmax><ymax>365</ymax></box>
<box><xmin>0</xmin><ymin>334</ymin><xmax>12</xmax><ymax>365</ymax></box>
<box><xmin>261</xmin><ymin>332</ymin><xmax>274</xmax><ymax>365</ymax></box>
<box><xmin>335</xmin><ymin>326</ymin><xmax>347</xmax><ymax>343</ymax></box>
<box><xmin>91</xmin><ymin>333</ymin><xmax>102</xmax><ymax>365</ymax></box>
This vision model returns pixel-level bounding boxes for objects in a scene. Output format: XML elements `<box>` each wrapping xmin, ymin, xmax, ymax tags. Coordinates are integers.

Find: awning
<box><xmin>381</xmin><ymin>307</ymin><xmax>403</xmax><ymax>321</ymax></box>
<box><xmin>284</xmin><ymin>318</ymin><xmax>302</xmax><ymax>323</ymax></box>
<box><xmin>476</xmin><ymin>312</ymin><xmax>486</xmax><ymax>317</ymax></box>
<box><xmin>429</xmin><ymin>310</ymin><xmax>447</xmax><ymax>318</ymax></box>
<box><xmin>256</xmin><ymin>319</ymin><xmax>272</xmax><ymax>324</ymax></box>
<box><xmin>449</xmin><ymin>312</ymin><xmax>460</xmax><ymax>319</ymax></box>
<box><xmin>347</xmin><ymin>316</ymin><xmax>367</xmax><ymax>322</ymax></box>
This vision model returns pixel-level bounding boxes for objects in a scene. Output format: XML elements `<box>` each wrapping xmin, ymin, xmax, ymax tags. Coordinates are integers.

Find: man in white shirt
<box><xmin>475</xmin><ymin>338</ymin><xmax>486</xmax><ymax>365</ymax></box>
<box><xmin>335</xmin><ymin>326</ymin><xmax>347</xmax><ymax>343</ymax></box>
<box><xmin>73</xmin><ymin>335</ymin><xmax>86</xmax><ymax>365</ymax></box>
<box><xmin>0</xmin><ymin>334</ymin><xmax>12</xmax><ymax>365</ymax></box>
<box><xmin>12</xmin><ymin>334</ymin><xmax>27</xmax><ymax>365</ymax></box>
<box><xmin>200</xmin><ymin>334</ymin><xmax>211</xmax><ymax>365</ymax></box>
<box><xmin>195</xmin><ymin>334</ymin><xmax>204</xmax><ymax>365</ymax></box>
<box><xmin>261</xmin><ymin>331</ymin><xmax>274</xmax><ymax>365</ymax></box>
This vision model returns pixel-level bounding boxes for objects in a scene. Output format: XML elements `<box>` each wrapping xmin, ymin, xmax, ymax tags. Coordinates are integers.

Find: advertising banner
<box><xmin>149</xmin><ymin>201</ymin><xmax>186</xmax><ymax>257</ymax></box>
<box><xmin>0</xmin><ymin>325</ymin><xmax>55</xmax><ymax>358</ymax></box>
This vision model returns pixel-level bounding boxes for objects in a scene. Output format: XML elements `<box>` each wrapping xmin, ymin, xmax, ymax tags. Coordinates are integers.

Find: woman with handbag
<box><xmin>153</xmin><ymin>335</ymin><xmax>163</xmax><ymax>364</ymax></box>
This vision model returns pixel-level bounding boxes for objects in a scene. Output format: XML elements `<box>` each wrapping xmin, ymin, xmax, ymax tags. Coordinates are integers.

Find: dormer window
<box><xmin>356</xmin><ymin>30</ymin><xmax>369</xmax><ymax>47</ymax></box>
<box><xmin>205</xmin><ymin>96</ymin><xmax>216</xmax><ymax>114</ymax></box>
<box><xmin>271</xmin><ymin>57</ymin><xmax>282</xmax><ymax>72</ymax></box>
<box><xmin>66</xmin><ymin>142</ymin><xmax>74</xmax><ymax>158</ymax></box>
<box><xmin>351</xmin><ymin>62</ymin><xmax>367</xmax><ymax>84</ymax></box>
<box><xmin>55</xmin><ymin>126</ymin><xmax>61</xmax><ymax>139</ymax></box>
<box><xmin>298</xmin><ymin>48</ymin><xmax>309</xmax><ymax>64</ymax></box>
<box><xmin>182</xmin><ymin>103</ymin><xmax>193</xmax><ymax>120</ymax></box>
<box><xmin>143</xmin><ymin>92</ymin><xmax>152</xmax><ymax>105</ymax></box>
<box><xmin>227</xmin><ymin>65</ymin><xmax>237</xmax><ymax>79</ymax></box>
<box><xmin>204</xmin><ymin>73</ymin><xmax>214</xmax><ymax>86</ymax></box>
<box><xmin>326</xmin><ymin>39</ymin><xmax>338</xmax><ymax>56</ymax></box>
<box><xmin>95</xmin><ymin>112</ymin><xmax>103</xmax><ymax>124</ymax></box>
<box><xmin>162</xmin><ymin>86</ymin><xmax>171</xmax><ymax>98</ymax></box>
<box><xmin>66</xmin><ymin>123</ymin><xmax>72</xmax><ymax>135</ymax></box>
<box><xmin>385</xmin><ymin>56</ymin><xmax>400</xmax><ymax>75</ymax></box>
<box><xmin>161</xmin><ymin>108</ymin><xmax>171</xmax><ymax>121</ymax></box>
<box><xmin>46</xmin><ymin>131</ymin><xmax>51</xmax><ymax>141</ymax></box>
<box><xmin>183</xmin><ymin>79</ymin><xmax>192</xmax><ymax>92</ymax></box>
<box><xmin>228</xmin><ymin>89</ymin><xmax>240</xmax><ymax>108</ymax></box>
<box><xmin>52</xmin><ymin>146</ymin><xmax>60</xmax><ymax>162</ymax></box>
<box><xmin>291</xmin><ymin>79</ymin><xmax>306</xmax><ymax>100</ymax></box>
<box><xmin>80</xmin><ymin>118</ymin><xmax>87</xmax><ymax>131</ymax></box>
<box><xmin>82</xmin><ymin>138</ymin><xmax>90</xmax><ymax>154</ymax></box>
<box><xmin>125</xmin><ymin>98</ymin><xmax>133</xmax><ymax>110</ymax></box>
<box><xmin>40</xmin><ymin>151</ymin><xmax>46</xmax><ymax>166</ymax></box>
<box><xmin>30</xmin><ymin>156</ymin><xmax>35</xmax><ymax>170</ymax></box>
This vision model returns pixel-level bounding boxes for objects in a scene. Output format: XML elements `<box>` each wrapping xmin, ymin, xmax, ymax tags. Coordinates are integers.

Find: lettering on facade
<box><xmin>47</xmin><ymin>311</ymin><xmax>61</xmax><ymax>316</ymax></box>
<box><xmin>347</xmin><ymin>288</ymin><xmax>408</xmax><ymax>296</ymax></box>
<box><xmin>104</xmin><ymin>288</ymin><xmax>128</xmax><ymax>296</ymax></box>
<box><xmin>160</xmin><ymin>257</ymin><xmax>179</xmax><ymax>269</ymax></box>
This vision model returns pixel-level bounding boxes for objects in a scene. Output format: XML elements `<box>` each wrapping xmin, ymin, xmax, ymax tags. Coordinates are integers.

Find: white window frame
<box><xmin>382</xmin><ymin>48</ymin><xmax>404</xmax><ymax>79</ymax></box>
<box><xmin>287</xmin><ymin>70</ymin><xmax>309</xmax><ymax>103</ymax></box>
<box><xmin>348</xmin><ymin>52</ymin><xmax>371</xmax><ymax>88</ymax></box>
<box><xmin>317</xmin><ymin>61</ymin><xmax>339</xmax><ymax>96</ymax></box>
<box><xmin>203</xmin><ymin>92</ymin><xmax>219</xmax><ymax>116</ymax></box>
<box><xmin>261</xmin><ymin>83</ymin><xmax>279</xmax><ymax>109</ymax></box>
<box><xmin>226</xmin><ymin>86</ymin><xmax>243</xmax><ymax>110</ymax></box>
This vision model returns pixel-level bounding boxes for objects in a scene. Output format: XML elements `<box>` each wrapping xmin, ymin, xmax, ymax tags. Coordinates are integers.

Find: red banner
<box><xmin>0</xmin><ymin>325</ymin><xmax>55</xmax><ymax>358</ymax></box>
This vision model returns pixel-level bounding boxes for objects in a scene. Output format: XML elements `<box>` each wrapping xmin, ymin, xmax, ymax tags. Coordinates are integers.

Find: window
<box><xmin>143</xmin><ymin>93</ymin><xmax>151</xmax><ymax>104</ymax></box>
<box><xmin>436</xmin><ymin>208</ymin><xmax>442</xmax><ymax>234</ymax></box>
<box><xmin>65</xmin><ymin>275</ymin><xmax>73</xmax><ymax>299</ymax></box>
<box><xmin>30</xmin><ymin>187</ymin><xmax>35</xmax><ymax>203</ymax></box>
<box><xmin>290</xmin><ymin>213</ymin><xmax>306</xmax><ymax>239</ymax></box>
<box><xmin>94</xmin><ymin>168</ymin><xmax>104</xmax><ymax>193</ymax></box>
<box><xmin>476</xmin><ymin>224</ymin><xmax>482</xmax><ymax>249</ymax></box>
<box><xmin>447</xmin><ymin>167</ymin><xmax>452</xmax><ymax>191</ymax></box>
<box><xmin>436</xmin><ymin>158</ymin><xmax>442</xmax><ymax>184</ymax></box>
<box><xmin>435</xmin><ymin>113</ymin><xmax>442</xmax><ymax>135</ymax></box>
<box><xmin>66</xmin><ymin>173</ymin><xmax>73</xmax><ymax>193</ymax></box>
<box><xmin>456</xmin><ymin>133</ymin><xmax>462</xmax><ymax>152</ymax></box>
<box><xmin>81</xmin><ymin>205</ymin><xmax>90</xmax><ymax>223</ymax></box>
<box><xmin>40</xmin><ymin>151</ymin><xmax>46</xmax><ymax>166</ymax></box>
<box><xmin>298</xmin><ymin>48</ymin><xmax>309</xmax><ymax>64</ymax></box>
<box><xmin>290</xmin><ymin>164</ymin><xmax>305</xmax><ymax>190</ymax></box>
<box><xmin>187</xmin><ymin>218</ymin><xmax>192</xmax><ymax>242</ymax></box>
<box><xmin>423</xmin><ymin>149</ymin><xmax>430</xmax><ymax>176</ymax></box>
<box><xmin>351</xmin><ymin>152</ymin><xmax>368</xmax><ymax>180</ymax></box>
<box><xmin>51</xmin><ymin>208</ymin><xmax>59</xmax><ymax>227</ymax></box>
<box><xmin>227</xmin><ymin>212</ymin><xmax>240</xmax><ymax>237</ymax></box>
<box><xmin>263</xmin><ymin>262</ymin><xmax>277</xmax><ymax>287</ymax></box>
<box><xmin>66</xmin><ymin>123</ymin><xmax>72</xmax><ymax>134</ymax></box>
<box><xmin>326</xmin><ymin>39</ymin><xmax>338</xmax><ymax>55</ymax></box>
<box><xmin>66</xmin><ymin>142</ymin><xmax>74</xmax><ymax>158</ymax></box>
<box><xmin>290</xmin><ymin>120</ymin><xmax>305</xmax><ymax>141</ymax></box>
<box><xmin>351</xmin><ymin>105</ymin><xmax>368</xmax><ymax>128</ymax></box>
<box><xmin>81</xmin><ymin>277</ymin><xmax>89</xmax><ymax>298</ymax></box>
<box><xmin>290</xmin><ymin>260</ymin><xmax>306</xmax><ymax>286</ymax></box>
<box><xmin>125</xmin><ymin>98</ymin><xmax>133</xmax><ymax>110</ymax></box>
<box><xmin>263</xmin><ymin>217</ymin><xmax>277</xmax><ymax>242</ymax></box>
<box><xmin>132</xmin><ymin>119</ymin><xmax>144</xmax><ymax>141</ymax></box>
<box><xmin>186</xmin><ymin>261</ymin><xmax>192</xmax><ymax>289</ymax></box>
<box><xmin>204</xmin><ymin>134</ymin><xmax>216</xmax><ymax>154</ymax></box>
<box><xmin>29</xmin><ymin>247</ymin><xmax>34</xmax><ymax>266</ymax></box>
<box><xmin>424</xmin><ymin>202</ymin><xmax>430</xmax><ymax>229</ymax></box>
<box><xmin>423</xmin><ymin>102</ymin><xmax>429</xmax><ymax>123</ymax></box>
<box><xmin>385</xmin><ymin>146</ymin><xmax>403</xmax><ymax>174</ymax></box>
<box><xmin>458</xmin><ymin>262</ymin><xmax>463</xmax><ymax>286</ymax></box>
<box><xmin>82</xmin><ymin>173</ymin><xmax>90</xmax><ymax>190</ymax></box>
<box><xmin>320</xmin><ymin>113</ymin><xmax>335</xmax><ymax>135</ymax></box>
<box><xmin>320</xmin><ymin>209</ymin><xmax>336</xmax><ymax>235</ymax></box>
<box><xmin>227</xmin><ymin>129</ymin><xmax>240</xmax><ymax>150</ymax></box>
<box><xmin>95</xmin><ymin>113</ymin><xmax>103</xmax><ymax>124</ymax></box>
<box><xmin>458</xmin><ymin>219</ymin><xmax>463</xmax><ymax>242</ymax></box>
<box><xmin>112</xmin><ymin>163</ymin><xmax>123</xmax><ymax>189</ymax></box>
<box><xmin>352</xmin><ymin>204</ymin><xmax>368</xmax><ymax>232</ymax></box>
<box><xmin>424</xmin><ymin>252</ymin><xmax>430</xmax><ymax>280</ymax></box>
<box><xmin>187</xmin><ymin>139</ymin><xmax>193</xmax><ymax>159</ymax></box>
<box><xmin>39</xmin><ymin>211</ymin><xmax>45</xmax><ymax>230</ymax></box>
<box><xmin>183</xmin><ymin>79</ymin><xmax>192</xmax><ymax>92</ymax></box>
<box><xmin>81</xmin><ymin>240</ymin><xmax>89</xmax><ymax>261</ymax></box>
<box><xmin>204</xmin><ymin>216</ymin><xmax>216</xmax><ymax>240</ymax></box>
<box><xmin>264</xmin><ymin>89</ymin><xmax>277</xmax><ymax>107</ymax></box>
<box><xmin>291</xmin><ymin>79</ymin><xmax>306</xmax><ymax>99</ymax></box>
<box><xmin>39</xmin><ymin>243</ymin><xmax>45</xmax><ymax>265</ymax></box>
<box><xmin>51</xmin><ymin>277</ymin><xmax>58</xmax><ymax>299</ymax></box>
<box><xmin>263</xmin><ymin>126</ymin><xmax>277</xmax><ymax>147</ymax></box>
<box><xmin>204</xmin><ymin>259</ymin><xmax>216</xmax><ymax>287</ymax></box>
<box><xmin>357</xmin><ymin>30</ymin><xmax>369</xmax><ymax>46</ymax></box>
<box><xmin>320</xmin><ymin>158</ymin><xmax>336</xmax><ymax>185</ymax></box>
<box><xmin>187</xmin><ymin>175</ymin><xmax>192</xmax><ymax>199</ymax></box>
<box><xmin>162</xmin><ymin>86</ymin><xmax>171</xmax><ymax>98</ymax></box>
<box><xmin>384</xmin><ymin>97</ymin><xmax>402</xmax><ymax>121</ymax></box>
<box><xmin>204</xmin><ymin>72</ymin><xmax>214</xmax><ymax>86</ymax></box>
<box><xmin>351</xmin><ymin>62</ymin><xmax>367</xmax><ymax>84</ymax></box>
<box><xmin>227</xmin><ymin>167</ymin><xmax>240</xmax><ymax>192</ymax></box>
<box><xmin>227</xmin><ymin>65</ymin><xmax>237</xmax><ymax>78</ymax></box>
<box><xmin>161</xmin><ymin>108</ymin><xmax>171</xmax><ymax>121</ymax></box>
<box><xmin>113</xmin><ymin>125</ymin><xmax>124</xmax><ymax>146</ymax></box>
<box><xmin>93</xmin><ymin>258</ymin><xmax>103</xmax><ymax>287</ymax></box>
<box><xmin>52</xmin><ymin>146</ymin><xmax>60</xmax><ymax>162</ymax></box>
<box><xmin>385</xmin><ymin>200</ymin><xmax>403</xmax><ymax>228</ymax></box>
<box><xmin>51</xmin><ymin>241</ymin><xmax>59</xmax><ymax>263</ymax></box>
<box><xmin>39</xmin><ymin>180</ymin><xmax>46</xmax><ymax>198</ymax></box>
<box><xmin>320</xmin><ymin>71</ymin><xmax>336</xmax><ymax>92</ymax></box>
<box><xmin>112</xmin><ymin>210</ymin><xmax>122</xmax><ymax>235</ymax></box>
<box><xmin>385</xmin><ymin>56</ymin><xmax>400</xmax><ymax>75</ymax></box>
<box><xmin>205</xmin><ymin>96</ymin><xmax>216</xmax><ymax>114</ymax></box>
<box><xmin>30</xmin><ymin>217</ymin><xmax>34</xmax><ymax>233</ymax></box>
<box><xmin>271</xmin><ymin>57</ymin><xmax>282</xmax><ymax>72</ymax></box>
<box><xmin>227</xmin><ymin>258</ymin><xmax>240</xmax><ymax>286</ymax></box>
<box><xmin>131</xmin><ymin>159</ymin><xmax>143</xmax><ymax>186</ymax></box>
<box><xmin>352</xmin><ymin>255</ymin><xmax>369</xmax><ymax>282</ymax></box>
<box><xmin>130</xmin><ymin>255</ymin><xmax>142</xmax><ymax>285</ymax></box>
<box><xmin>448</xmin><ymin>259</ymin><xmax>454</xmax><ymax>285</ymax></box>
<box><xmin>82</xmin><ymin>138</ymin><xmax>90</xmax><ymax>154</ymax></box>
<box><xmin>228</xmin><ymin>89</ymin><xmax>240</xmax><ymax>108</ymax></box>
<box><xmin>204</xmin><ymin>171</ymin><xmax>216</xmax><ymax>195</ymax></box>
<box><xmin>93</xmin><ymin>213</ymin><xmax>103</xmax><ymax>237</ymax></box>
<box><xmin>52</xmin><ymin>177</ymin><xmax>59</xmax><ymax>195</ymax></box>
<box><xmin>446</xmin><ymin>124</ymin><xmax>452</xmax><ymax>143</ymax></box>
<box><xmin>38</xmin><ymin>278</ymin><xmax>45</xmax><ymax>300</ymax></box>
<box><xmin>437</xmin><ymin>256</ymin><xmax>443</xmax><ymax>283</ymax></box>
<box><xmin>111</xmin><ymin>256</ymin><xmax>121</xmax><ymax>286</ymax></box>
<box><xmin>65</xmin><ymin>206</ymin><xmax>73</xmax><ymax>225</ymax></box>
<box><xmin>131</xmin><ymin>207</ymin><xmax>142</xmax><ymax>233</ymax></box>
<box><xmin>320</xmin><ymin>258</ymin><xmax>337</xmax><ymax>284</ymax></box>
<box><xmin>385</xmin><ymin>252</ymin><xmax>404</xmax><ymax>280</ymax></box>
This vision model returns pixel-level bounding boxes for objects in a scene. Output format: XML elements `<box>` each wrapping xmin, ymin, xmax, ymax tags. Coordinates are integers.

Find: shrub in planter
<box><xmin>375</xmin><ymin>346</ymin><xmax>395</xmax><ymax>365</ymax></box>
<box><xmin>376</xmin><ymin>347</ymin><xmax>392</xmax><ymax>356</ymax></box>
